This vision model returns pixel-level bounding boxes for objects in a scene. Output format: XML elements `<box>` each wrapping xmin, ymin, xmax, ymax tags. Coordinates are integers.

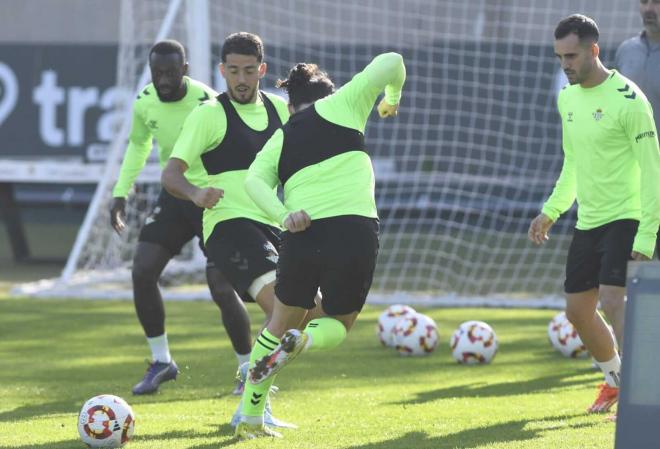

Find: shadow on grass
<box><xmin>345</xmin><ymin>414</ymin><xmax>598</xmax><ymax>449</ymax></box>
<box><xmin>129</xmin><ymin>424</ymin><xmax>237</xmax><ymax>449</ymax></box>
<box><xmin>1</xmin><ymin>439</ymin><xmax>82</xmax><ymax>449</ymax></box>
<box><xmin>393</xmin><ymin>369</ymin><xmax>595</xmax><ymax>405</ymax></box>
<box><xmin>0</xmin><ymin>400</ymin><xmax>78</xmax><ymax>424</ymax></box>
<box><xmin>0</xmin><ymin>394</ymin><xmax>237</xmax><ymax>425</ymax></box>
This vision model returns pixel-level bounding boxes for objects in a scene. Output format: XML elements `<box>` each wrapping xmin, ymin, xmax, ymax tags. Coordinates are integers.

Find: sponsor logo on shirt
<box><xmin>592</xmin><ymin>109</ymin><xmax>604</xmax><ymax>121</ymax></box>
<box><xmin>567</xmin><ymin>112</ymin><xmax>574</xmax><ymax>122</ymax></box>
<box><xmin>148</xmin><ymin>120</ymin><xmax>159</xmax><ymax>130</ymax></box>
<box><xmin>635</xmin><ymin>130</ymin><xmax>656</xmax><ymax>143</ymax></box>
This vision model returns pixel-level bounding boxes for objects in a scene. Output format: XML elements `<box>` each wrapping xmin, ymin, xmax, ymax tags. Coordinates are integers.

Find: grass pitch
<box><xmin>0</xmin><ymin>298</ymin><xmax>615</xmax><ymax>449</ymax></box>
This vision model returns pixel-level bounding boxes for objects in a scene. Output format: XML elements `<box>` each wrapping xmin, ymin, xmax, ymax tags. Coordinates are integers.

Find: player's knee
<box><xmin>209</xmin><ymin>283</ymin><xmax>237</xmax><ymax>306</ymax></box>
<box><xmin>565</xmin><ymin>306</ymin><xmax>589</xmax><ymax>328</ymax></box>
<box><xmin>132</xmin><ymin>260</ymin><xmax>161</xmax><ymax>287</ymax></box>
<box><xmin>598</xmin><ymin>293</ymin><xmax>624</xmax><ymax>312</ymax></box>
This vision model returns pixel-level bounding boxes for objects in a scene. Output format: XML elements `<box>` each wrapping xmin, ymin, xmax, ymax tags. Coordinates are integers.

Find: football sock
<box><xmin>236</xmin><ymin>351</ymin><xmax>250</xmax><ymax>368</ymax></box>
<box><xmin>240</xmin><ymin>329</ymin><xmax>280</xmax><ymax>417</ymax></box>
<box><xmin>147</xmin><ymin>334</ymin><xmax>172</xmax><ymax>364</ymax></box>
<box><xmin>596</xmin><ymin>354</ymin><xmax>621</xmax><ymax>387</ymax></box>
<box><xmin>304</xmin><ymin>317</ymin><xmax>347</xmax><ymax>351</ymax></box>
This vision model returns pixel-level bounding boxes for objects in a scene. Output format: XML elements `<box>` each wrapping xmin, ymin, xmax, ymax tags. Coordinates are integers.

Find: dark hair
<box><xmin>149</xmin><ymin>39</ymin><xmax>186</xmax><ymax>62</ymax></box>
<box><xmin>221</xmin><ymin>32</ymin><xmax>264</xmax><ymax>62</ymax></box>
<box><xmin>554</xmin><ymin>14</ymin><xmax>599</xmax><ymax>43</ymax></box>
<box><xmin>277</xmin><ymin>63</ymin><xmax>335</xmax><ymax>108</ymax></box>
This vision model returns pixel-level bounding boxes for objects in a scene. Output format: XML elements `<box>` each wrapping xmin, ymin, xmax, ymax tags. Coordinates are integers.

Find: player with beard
<box><xmin>110</xmin><ymin>40</ymin><xmax>253</xmax><ymax>396</ymax></box>
<box><xmin>528</xmin><ymin>15</ymin><xmax>660</xmax><ymax>415</ymax></box>
<box><xmin>162</xmin><ymin>32</ymin><xmax>318</xmax><ymax>430</ymax></box>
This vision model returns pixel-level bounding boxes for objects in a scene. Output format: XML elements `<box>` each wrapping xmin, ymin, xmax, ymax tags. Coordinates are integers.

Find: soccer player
<box><xmin>161</xmin><ymin>32</ymin><xmax>305</xmax><ymax>429</ymax></box>
<box><xmin>110</xmin><ymin>40</ymin><xmax>254</xmax><ymax>396</ymax></box>
<box><xmin>234</xmin><ymin>52</ymin><xmax>406</xmax><ymax>439</ymax></box>
<box><xmin>616</xmin><ymin>0</ymin><xmax>660</xmax><ymax>264</ymax></box>
<box><xmin>528</xmin><ymin>15</ymin><xmax>660</xmax><ymax>415</ymax></box>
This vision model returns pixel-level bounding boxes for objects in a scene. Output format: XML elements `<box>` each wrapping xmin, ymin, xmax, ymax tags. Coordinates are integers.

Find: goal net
<box><xmin>14</xmin><ymin>0</ymin><xmax>641</xmax><ymax>306</ymax></box>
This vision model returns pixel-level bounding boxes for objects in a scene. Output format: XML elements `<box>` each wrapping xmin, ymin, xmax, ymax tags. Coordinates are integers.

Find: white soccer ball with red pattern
<box><xmin>78</xmin><ymin>395</ymin><xmax>135</xmax><ymax>448</ymax></box>
<box><xmin>547</xmin><ymin>311</ymin><xmax>569</xmax><ymax>352</ymax></box>
<box><xmin>377</xmin><ymin>305</ymin><xmax>417</xmax><ymax>347</ymax></box>
<box><xmin>450</xmin><ymin>320</ymin><xmax>498</xmax><ymax>364</ymax></box>
<box><xmin>556</xmin><ymin>319</ymin><xmax>589</xmax><ymax>358</ymax></box>
<box><xmin>391</xmin><ymin>313</ymin><xmax>439</xmax><ymax>356</ymax></box>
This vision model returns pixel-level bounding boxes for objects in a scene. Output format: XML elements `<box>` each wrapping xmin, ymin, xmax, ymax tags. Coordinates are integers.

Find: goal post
<box><xmin>12</xmin><ymin>0</ymin><xmax>642</xmax><ymax>307</ymax></box>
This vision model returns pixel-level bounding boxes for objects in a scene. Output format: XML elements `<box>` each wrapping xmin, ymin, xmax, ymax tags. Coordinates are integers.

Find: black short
<box><xmin>275</xmin><ymin>215</ymin><xmax>379</xmax><ymax>316</ymax></box>
<box><xmin>139</xmin><ymin>189</ymin><xmax>205</xmax><ymax>256</ymax></box>
<box><xmin>564</xmin><ymin>219</ymin><xmax>639</xmax><ymax>293</ymax></box>
<box><xmin>204</xmin><ymin>218</ymin><xmax>281</xmax><ymax>300</ymax></box>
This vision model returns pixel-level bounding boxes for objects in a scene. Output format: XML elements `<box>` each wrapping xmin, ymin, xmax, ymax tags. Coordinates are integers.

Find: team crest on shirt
<box><xmin>148</xmin><ymin>120</ymin><xmax>159</xmax><ymax>130</ymax></box>
<box><xmin>592</xmin><ymin>109</ymin><xmax>604</xmax><ymax>121</ymax></box>
<box><xmin>567</xmin><ymin>112</ymin><xmax>574</xmax><ymax>122</ymax></box>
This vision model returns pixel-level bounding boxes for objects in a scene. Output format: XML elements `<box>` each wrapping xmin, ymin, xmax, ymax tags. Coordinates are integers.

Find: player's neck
<box><xmin>161</xmin><ymin>82</ymin><xmax>187</xmax><ymax>102</ymax></box>
<box><xmin>172</xmin><ymin>83</ymin><xmax>188</xmax><ymax>102</ymax></box>
<box><xmin>580</xmin><ymin>62</ymin><xmax>610</xmax><ymax>89</ymax></box>
<box><xmin>292</xmin><ymin>102</ymin><xmax>313</xmax><ymax>114</ymax></box>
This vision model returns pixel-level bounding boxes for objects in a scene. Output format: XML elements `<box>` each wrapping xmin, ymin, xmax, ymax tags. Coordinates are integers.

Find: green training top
<box><xmin>112</xmin><ymin>77</ymin><xmax>217</xmax><ymax>197</ymax></box>
<box><xmin>244</xmin><ymin>52</ymin><xmax>406</xmax><ymax>225</ymax></box>
<box><xmin>542</xmin><ymin>70</ymin><xmax>660</xmax><ymax>257</ymax></box>
<box><xmin>170</xmin><ymin>91</ymin><xmax>289</xmax><ymax>241</ymax></box>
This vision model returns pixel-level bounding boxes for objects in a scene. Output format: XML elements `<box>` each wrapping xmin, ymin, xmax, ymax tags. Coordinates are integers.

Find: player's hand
<box><xmin>631</xmin><ymin>251</ymin><xmax>651</xmax><ymax>261</ymax></box>
<box><xmin>283</xmin><ymin>210</ymin><xmax>311</xmax><ymax>233</ymax></box>
<box><xmin>110</xmin><ymin>197</ymin><xmax>127</xmax><ymax>234</ymax></box>
<box><xmin>527</xmin><ymin>213</ymin><xmax>554</xmax><ymax>245</ymax></box>
<box><xmin>377</xmin><ymin>99</ymin><xmax>399</xmax><ymax>118</ymax></box>
<box><xmin>192</xmin><ymin>187</ymin><xmax>223</xmax><ymax>209</ymax></box>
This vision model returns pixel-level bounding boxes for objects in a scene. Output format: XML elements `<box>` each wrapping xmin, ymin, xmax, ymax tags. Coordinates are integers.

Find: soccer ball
<box><xmin>78</xmin><ymin>395</ymin><xmax>135</xmax><ymax>448</ymax></box>
<box><xmin>391</xmin><ymin>313</ymin><xmax>439</xmax><ymax>356</ymax></box>
<box><xmin>377</xmin><ymin>305</ymin><xmax>416</xmax><ymax>347</ymax></box>
<box><xmin>547</xmin><ymin>311</ymin><xmax>569</xmax><ymax>352</ymax></box>
<box><xmin>450</xmin><ymin>320</ymin><xmax>498</xmax><ymax>364</ymax></box>
<box><xmin>555</xmin><ymin>319</ymin><xmax>589</xmax><ymax>358</ymax></box>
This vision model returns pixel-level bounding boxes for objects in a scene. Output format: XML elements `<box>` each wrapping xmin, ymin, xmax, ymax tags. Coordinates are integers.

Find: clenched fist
<box><xmin>283</xmin><ymin>210</ymin><xmax>311</xmax><ymax>233</ymax></box>
<box><xmin>377</xmin><ymin>98</ymin><xmax>399</xmax><ymax>118</ymax></box>
<box><xmin>192</xmin><ymin>187</ymin><xmax>224</xmax><ymax>209</ymax></box>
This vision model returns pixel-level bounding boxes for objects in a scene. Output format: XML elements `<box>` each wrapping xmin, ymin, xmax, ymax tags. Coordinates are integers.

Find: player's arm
<box><xmin>162</xmin><ymin>158</ymin><xmax>222</xmax><ymax>208</ymax></box>
<box><xmin>245</xmin><ymin>130</ymin><xmax>310</xmax><ymax>233</ymax></box>
<box><xmin>110</xmin><ymin>103</ymin><xmax>153</xmax><ymax>233</ymax></box>
<box><xmin>162</xmin><ymin>105</ymin><xmax>223</xmax><ymax>209</ymax></box>
<box><xmin>530</xmin><ymin>104</ymin><xmax>577</xmax><ymax>245</ymax></box>
<box><xmin>627</xmin><ymin>108</ymin><xmax>660</xmax><ymax>259</ymax></box>
<box><xmin>531</xmin><ymin>148</ymin><xmax>576</xmax><ymax>244</ymax></box>
<box><xmin>322</xmin><ymin>53</ymin><xmax>406</xmax><ymax>132</ymax></box>
<box><xmin>356</xmin><ymin>52</ymin><xmax>406</xmax><ymax>121</ymax></box>
<box><xmin>365</xmin><ymin>52</ymin><xmax>406</xmax><ymax>118</ymax></box>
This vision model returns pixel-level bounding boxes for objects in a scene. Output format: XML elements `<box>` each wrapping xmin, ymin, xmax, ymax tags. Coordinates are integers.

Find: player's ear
<box><xmin>591</xmin><ymin>42</ymin><xmax>600</xmax><ymax>58</ymax></box>
<box><xmin>182</xmin><ymin>62</ymin><xmax>189</xmax><ymax>76</ymax></box>
<box><xmin>258</xmin><ymin>62</ymin><xmax>267</xmax><ymax>79</ymax></box>
<box><xmin>219</xmin><ymin>63</ymin><xmax>226</xmax><ymax>78</ymax></box>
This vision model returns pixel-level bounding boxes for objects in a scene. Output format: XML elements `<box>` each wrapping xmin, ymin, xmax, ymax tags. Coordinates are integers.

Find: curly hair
<box><xmin>277</xmin><ymin>63</ymin><xmax>335</xmax><ymax>108</ymax></box>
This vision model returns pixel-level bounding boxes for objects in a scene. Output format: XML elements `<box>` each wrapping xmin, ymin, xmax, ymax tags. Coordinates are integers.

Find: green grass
<box><xmin>0</xmin><ymin>299</ymin><xmax>615</xmax><ymax>449</ymax></box>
